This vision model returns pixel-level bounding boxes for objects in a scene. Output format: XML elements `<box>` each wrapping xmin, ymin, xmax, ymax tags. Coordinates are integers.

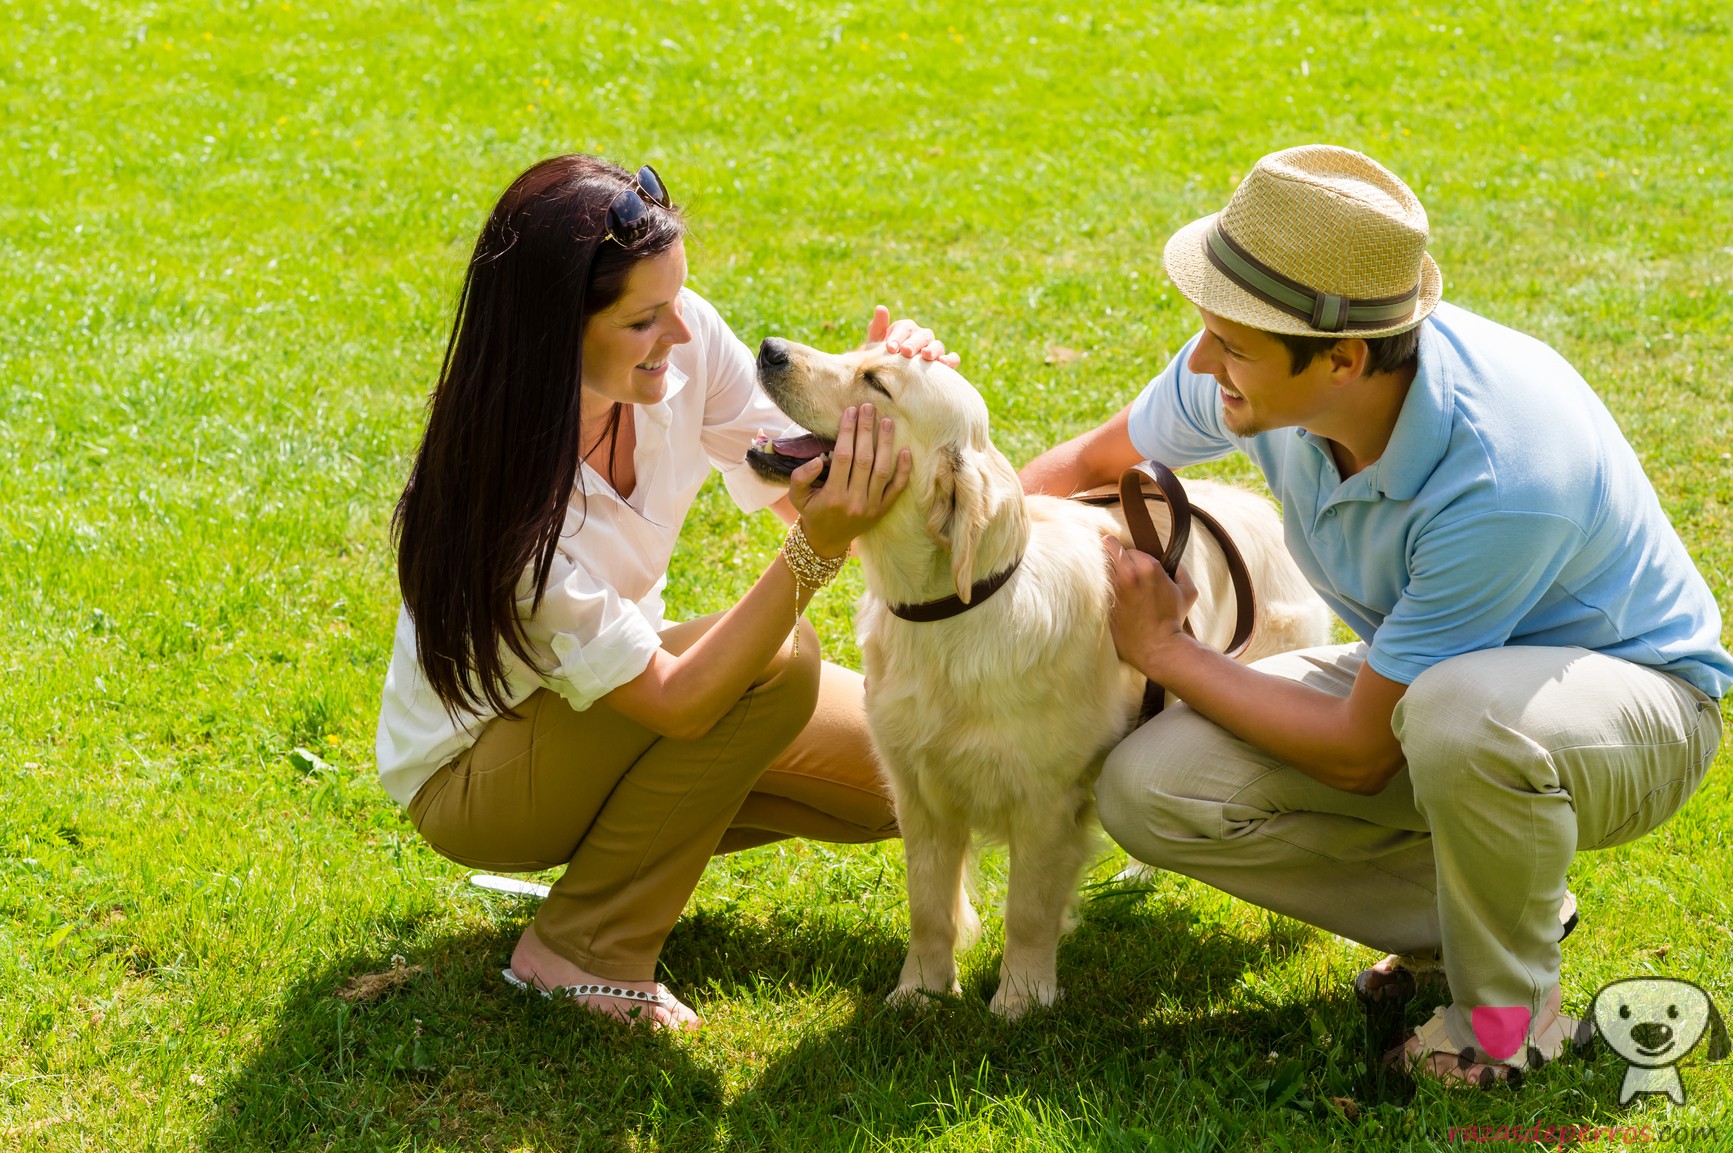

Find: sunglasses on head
<box><xmin>604</xmin><ymin>165</ymin><xmax>671</xmax><ymax>248</ymax></box>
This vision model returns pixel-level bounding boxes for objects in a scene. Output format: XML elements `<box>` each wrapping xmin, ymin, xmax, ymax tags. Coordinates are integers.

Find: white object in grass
<box><xmin>469</xmin><ymin>874</ymin><xmax>550</xmax><ymax>898</ymax></box>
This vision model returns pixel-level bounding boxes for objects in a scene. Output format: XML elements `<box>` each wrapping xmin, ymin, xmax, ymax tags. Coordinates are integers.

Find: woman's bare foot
<box><xmin>509</xmin><ymin>925</ymin><xmax>701</xmax><ymax>1031</ymax></box>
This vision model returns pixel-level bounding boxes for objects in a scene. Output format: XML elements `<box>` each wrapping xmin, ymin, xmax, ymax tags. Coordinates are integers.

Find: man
<box><xmin>1020</xmin><ymin>145</ymin><xmax>1730</xmax><ymax>1085</ymax></box>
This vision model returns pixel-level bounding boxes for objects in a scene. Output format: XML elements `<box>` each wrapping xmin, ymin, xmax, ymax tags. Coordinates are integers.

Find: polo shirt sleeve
<box><xmin>517</xmin><ymin>559</ymin><xmax>663</xmax><ymax>712</ymax></box>
<box><xmin>1124</xmin><ymin>334</ymin><xmax>1238</xmax><ymax>466</ymax></box>
<box><xmin>685</xmin><ymin>291</ymin><xmax>797</xmax><ymax>514</ymax></box>
<box><xmin>1368</xmin><ymin>509</ymin><xmax>1586</xmax><ymax>685</ymax></box>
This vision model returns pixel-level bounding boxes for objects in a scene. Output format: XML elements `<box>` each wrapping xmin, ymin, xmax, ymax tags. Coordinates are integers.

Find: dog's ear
<box><xmin>1706</xmin><ymin>994</ymin><xmax>1730</xmax><ymax>1061</ymax></box>
<box><xmin>925</xmin><ymin>444</ymin><xmax>990</xmax><ymax>602</ymax></box>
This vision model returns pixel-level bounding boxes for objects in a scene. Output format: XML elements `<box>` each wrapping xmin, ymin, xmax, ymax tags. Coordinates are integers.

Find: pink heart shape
<box><xmin>1471</xmin><ymin>1005</ymin><xmax>1533</xmax><ymax>1061</ymax></box>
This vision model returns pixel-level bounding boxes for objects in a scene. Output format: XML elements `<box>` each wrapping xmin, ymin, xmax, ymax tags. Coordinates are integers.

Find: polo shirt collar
<box><xmin>1366</xmin><ymin>318</ymin><xmax>1455</xmax><ymax>500</ymax></box>
<box><xmin>1298</xmin><ymin>318</ymin><xmax>1455</xmax><ymax>503</ymax></box>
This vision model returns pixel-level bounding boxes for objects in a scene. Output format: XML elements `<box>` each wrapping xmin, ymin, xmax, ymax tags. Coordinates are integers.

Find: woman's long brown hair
<box><xmin>392</xmin><ymin>155</ymin><xmax>684</xmax><ymax>718</ymax></box>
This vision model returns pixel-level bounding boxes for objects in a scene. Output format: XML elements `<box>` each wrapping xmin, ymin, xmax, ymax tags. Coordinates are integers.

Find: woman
<box><xmin>376</xmin><ymin>154</ymin><xmax>953</xmax><ymax>1029</ymax></box>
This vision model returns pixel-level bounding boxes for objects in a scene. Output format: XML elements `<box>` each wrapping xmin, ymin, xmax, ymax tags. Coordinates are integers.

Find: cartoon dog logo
<box><xmin>1590</xmin><ymin>978</ymin><xmax>1729</xmax><ymax>1105</ymax></box>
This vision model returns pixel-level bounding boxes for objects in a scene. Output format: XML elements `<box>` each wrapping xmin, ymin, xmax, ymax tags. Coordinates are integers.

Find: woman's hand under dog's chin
<box><xmin>1103</xmin><ymin>535</ymin><xmax>1199</xmax><ymax>674</ymax></box>
<box><xmin>789</xmin><ymin>401</ymin><xmax>912</xmax><ymax>558</ymax></box>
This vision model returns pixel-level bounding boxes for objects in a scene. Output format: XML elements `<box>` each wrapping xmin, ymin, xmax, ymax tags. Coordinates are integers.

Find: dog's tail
<box><xmin>955</xmin><ymin>863</ymin><xmax>983</xmax><ymax>951</ymax></box>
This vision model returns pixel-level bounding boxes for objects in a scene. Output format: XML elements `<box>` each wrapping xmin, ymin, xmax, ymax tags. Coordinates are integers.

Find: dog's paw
<box><xmin>989</xmin><ymin>980</ymin><xmax>1060</xmax><ymax>1020</ymax></box>
<box><xmin>886</xmin><ymin>985</ymin><xmax>944</xmax><ymax>1011</ymax></box>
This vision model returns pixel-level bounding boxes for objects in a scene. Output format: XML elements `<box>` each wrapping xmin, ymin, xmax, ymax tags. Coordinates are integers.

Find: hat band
<box><xmin>1204</xmin><ymin>223</ymin><xmax>1420</xmax><ymax>334</ymax></box>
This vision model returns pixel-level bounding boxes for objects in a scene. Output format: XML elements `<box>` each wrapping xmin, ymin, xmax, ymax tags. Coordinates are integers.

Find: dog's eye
<box><xmin>1669</xmin><ymin>1004</ymin><xmax>1680</xmax><ymax>1019</ymax></box>
<box><xmin>860</xmin><ymin>370</ymin><xmax>891</xmax><ymax>397</ymax></box>
<box><xmin>1620</xmin><ymin>1004</ymin><xmax>1632</xmax><ymax>1019</ymax></box>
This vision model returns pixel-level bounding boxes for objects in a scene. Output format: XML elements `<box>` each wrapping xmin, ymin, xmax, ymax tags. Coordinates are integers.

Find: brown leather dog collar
<box><xmin>886</xmin><ymin>556</ymin><xmax>1024</xmax><ymax>622</ymax></box>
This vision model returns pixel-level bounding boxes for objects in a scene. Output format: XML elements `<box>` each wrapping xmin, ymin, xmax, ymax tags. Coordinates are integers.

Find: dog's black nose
<box><xmin>758</xmin><ymin>338</ymin><xmax>789</xmax><ymax>371</ymax></box>
<box><xmin>1632</xmin><ymin>1022</ymin><xmax>1674</xmax><ymax>1050</ymax></box>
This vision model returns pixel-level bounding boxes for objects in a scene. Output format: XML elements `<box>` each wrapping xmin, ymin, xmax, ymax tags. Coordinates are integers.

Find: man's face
<box><xmin>1186</xmin><ymin>310</ymin><xmax>1338</xmax><ymax>438</ymax></box>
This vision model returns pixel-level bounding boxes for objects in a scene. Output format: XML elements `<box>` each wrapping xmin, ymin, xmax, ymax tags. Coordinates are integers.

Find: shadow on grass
<box><xmin>203</xmin><ymin>892</ymin><xmax>1364</xmax><ymax>1151</ymax></box>
<box><xmin>709</xmin><ymin>893</ymin><xmax>1366</xmax><ymax>1152</ymax></box>
<box><xmin>202</xmin><ymin>900</ymin><xmax>912</xmax><ymax>1152</ymax></box>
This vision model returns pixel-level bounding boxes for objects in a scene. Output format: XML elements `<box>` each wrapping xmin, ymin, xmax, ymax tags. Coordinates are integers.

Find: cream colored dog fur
<box><xmin>749</xmin><ymin>339</ymin><xmax>1331</xmax><ymax>1017</ymax></box>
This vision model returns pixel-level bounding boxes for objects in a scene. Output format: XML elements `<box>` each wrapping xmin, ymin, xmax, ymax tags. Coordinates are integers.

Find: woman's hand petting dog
<box><xmin>1103</xmin><ymin>534</ymin><xmax>1199</xmax><ymax>674</ymax></box>
<box><xmin>867</xmin><ymin>305</ymin><xmax>961</xmax><ymax>367</ymax></box>
<box><xmin>790</xmin><ymin>402</ymin><xmax>913</xmax><ymax>558</ymax></box>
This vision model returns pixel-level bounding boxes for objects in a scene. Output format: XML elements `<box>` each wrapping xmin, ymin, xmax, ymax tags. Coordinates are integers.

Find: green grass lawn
<box><xmin>4</xmin><ymin>0</ymin><xmax>1732</xmax><ymax>1148</ymax></box>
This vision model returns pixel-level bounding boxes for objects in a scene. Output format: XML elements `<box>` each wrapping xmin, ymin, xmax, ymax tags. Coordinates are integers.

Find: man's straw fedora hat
<box><xmin>1163</xmin><ymin>145</ymin><xmax>1441</xmax><ymax>339</ymax></box>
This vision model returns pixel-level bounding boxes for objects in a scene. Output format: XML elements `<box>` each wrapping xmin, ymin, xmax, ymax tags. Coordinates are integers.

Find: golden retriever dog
<box><xmin>747</xmin><ymin>338</ymin><xmax>1331</xmax><ymax>1017</ymax></box>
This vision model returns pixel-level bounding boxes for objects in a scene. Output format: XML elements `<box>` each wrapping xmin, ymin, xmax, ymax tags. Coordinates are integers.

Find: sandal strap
<box><xmin>1529</xmin><ymin>999</ymin><xmax>1596</xmax><ymax>1062</ymax></box>
<box><xmin>1399</xmin><ymin>1001</ymin><xmax>1592</xmax><ymax>1073</ymax></box>
<box><xmin>555</xmin><ymin>982</ymin><xmax>673</xmax><ymax>1007</ymax></box>
<box><xmin>501</xmin><ymin>968</ymin><xmax>674</xmax><ymax>1007</ymax></box>
<box><xmin>1390</xmin><ymin>1007</ymin><xmax>1522</xmax><ymax>1084</ymax></box>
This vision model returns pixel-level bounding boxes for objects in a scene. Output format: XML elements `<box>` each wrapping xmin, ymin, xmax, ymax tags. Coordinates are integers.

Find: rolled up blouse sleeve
<box><xmin>517</xmin><ymin>558</ymin><xmax>663</xmax><ymax>712</ymax></box>
<box><xmin>686</xmin><ymin>291</ymin><xmax>800</xmax><ymax>514</ymax></box>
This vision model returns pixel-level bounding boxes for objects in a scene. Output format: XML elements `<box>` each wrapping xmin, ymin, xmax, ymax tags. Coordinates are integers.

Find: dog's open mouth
<box><xmin>748</xmin><ymin>431</ymin><xmax>834</xmax><ymax>483</ymax></box>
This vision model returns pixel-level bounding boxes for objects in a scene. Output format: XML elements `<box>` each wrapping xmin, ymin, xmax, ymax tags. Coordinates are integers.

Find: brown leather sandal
<box><xmin>1356</xmin><ymin>890</ymin><xmax>1579</xmax><ymax>1097</ymax></box>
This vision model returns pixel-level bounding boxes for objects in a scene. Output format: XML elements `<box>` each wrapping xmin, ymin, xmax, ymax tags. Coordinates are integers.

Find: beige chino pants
<box><xmin>1097</xmin><ymin>644</ymin><xmax>1722</xmax><ymax>1051</ymax></box>
<box><xmin>408</xmin><ymin>615</ymin><xmax>896</xmax><ymax>982</ymax></box>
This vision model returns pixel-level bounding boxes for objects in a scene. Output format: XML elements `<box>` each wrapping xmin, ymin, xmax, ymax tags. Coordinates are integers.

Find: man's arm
<box><xmin>1019</xmin><ymin>404</ymin><xmax>1145</xmax><ymax>496</ymax></box>
<box><xmin>1105</xmin><ymin>538</ymin><xmax>1406</xmax><ymax>793</ymax></box>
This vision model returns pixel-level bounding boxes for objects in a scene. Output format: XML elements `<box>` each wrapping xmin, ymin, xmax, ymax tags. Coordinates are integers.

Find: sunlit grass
<box><xmin>3</xmin><ymin>0</ymin><xmax>1731</xmax><ymax>1149</ymax></box>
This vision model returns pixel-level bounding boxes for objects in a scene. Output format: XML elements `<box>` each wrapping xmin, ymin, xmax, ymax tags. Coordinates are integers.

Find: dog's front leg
<box><xmin>991</xmin><ymin>800</ymin><xmax>1094</xmax><ymax>1019</ymax></box>
<box><xmin>888</xmin><ymin>793</ymin><xmax>971</xmax><ymax>1007</ymax></box>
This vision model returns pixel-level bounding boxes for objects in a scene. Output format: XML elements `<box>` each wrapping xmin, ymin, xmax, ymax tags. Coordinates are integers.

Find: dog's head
<box><xmin>747</xmin><ymin>337</ymin><xmax>1023</xmax><ymax>601</ymax></box>
<box><xmin>1590</xmin><ymin>978</ymin><xmax>1729</xmax><ymax>1068</ymax></box>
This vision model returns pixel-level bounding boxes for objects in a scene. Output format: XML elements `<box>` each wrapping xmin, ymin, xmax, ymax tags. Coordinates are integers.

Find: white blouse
<box><xmin>374</xmin><ymin>289</ymin><xmax>793</xmax><ymax>807</ymax></box>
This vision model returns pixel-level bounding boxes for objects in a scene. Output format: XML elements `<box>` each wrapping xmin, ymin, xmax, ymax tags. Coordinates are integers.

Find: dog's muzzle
<box><xmin>757</xmin><ymin>337</ymin><xmax>791</xmax><ymax>372</ymax></box>
<box><xmin>748</xmin><ymin>431</ymin><xmax>834</xmax><ymax>481</ymax></box>
<box><xmin>747</xmin><ymin>338</ymin><xmax>836</xmax><ymax>483</ymax></box>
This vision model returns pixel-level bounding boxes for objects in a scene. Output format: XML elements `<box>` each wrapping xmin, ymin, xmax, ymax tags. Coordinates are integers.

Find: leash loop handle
<box><xmin>1118</xmin><ymin>462</ymin><xmax>1192</xmax><ymax>580</ymax></box>
<box><xmin>1076</xmin><ymin>462</ymin><xmax>1261</xmax><ymax>718</ymax></box>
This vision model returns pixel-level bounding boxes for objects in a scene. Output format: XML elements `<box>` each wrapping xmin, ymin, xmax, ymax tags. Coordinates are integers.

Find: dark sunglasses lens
<box><xmin>608</xmin><ymin>189</ymin><xmax>649</xmax><ymax>242</ymax></box>
<box><xmin>637</xmin><ymin>165</ymin><xmax>669</xmax><ymax>207</ymax></box>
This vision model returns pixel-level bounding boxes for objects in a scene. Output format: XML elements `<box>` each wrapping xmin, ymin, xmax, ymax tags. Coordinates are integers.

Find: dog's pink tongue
<box><xmin>1471</xmin><ymin>1006</ymin><xmax>1533</xmax><ymax>1061</ymax></box>
<box><xmin>772</xmin><ymin>434</ymin><xmax>831</xmax><ymax>460</ymax></box>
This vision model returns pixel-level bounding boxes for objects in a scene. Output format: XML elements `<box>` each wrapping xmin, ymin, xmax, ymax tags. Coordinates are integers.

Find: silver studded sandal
<box><xmin>501</xmin><ymin>968</ymin><xmax>678</xmax><ymax>1014</ymax></box>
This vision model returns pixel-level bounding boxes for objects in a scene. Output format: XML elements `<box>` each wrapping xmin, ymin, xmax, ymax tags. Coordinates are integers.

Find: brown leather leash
<box><xmin>1072</xmin><ymin>463</ymin><xmax>1259</xmax><ymax>720</ymax></box>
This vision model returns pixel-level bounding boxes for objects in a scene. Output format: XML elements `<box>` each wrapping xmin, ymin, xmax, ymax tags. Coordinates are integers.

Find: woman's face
<box><xmin>581</xmin><ymin>239</ymin><xmax>692</xmax><ymax>411</ymax></box>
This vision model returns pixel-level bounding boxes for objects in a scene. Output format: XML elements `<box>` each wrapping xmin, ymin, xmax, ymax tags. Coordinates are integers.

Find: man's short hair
<box><xmin>1274</xmin><ymin>325</ymin><xmax>1422</xmax><ymax>377</ymax></box>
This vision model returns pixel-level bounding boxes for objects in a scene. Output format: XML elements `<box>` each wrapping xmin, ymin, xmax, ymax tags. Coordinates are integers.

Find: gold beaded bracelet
<box><xmin>781</xmin><ymin>518</ymin><xmax>847</xmax><ymax>656</ymax></box>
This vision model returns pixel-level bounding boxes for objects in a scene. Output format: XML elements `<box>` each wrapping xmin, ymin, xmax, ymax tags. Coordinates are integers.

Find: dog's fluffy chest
<box><xmin>856</xmin><ymin>506</ymin><xmax>1143</xmax><ymax>826</ymax></box>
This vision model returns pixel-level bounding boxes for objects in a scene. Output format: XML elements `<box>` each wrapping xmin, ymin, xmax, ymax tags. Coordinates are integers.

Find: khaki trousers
<box><xmin>1097</xmin><ymin>644</ymin><xmax>1722</xmax><ymax>1050</ymax></box>
<box><xmin>407</xmin><ymin>615</ymin><xmax>896</xmax><ymax>982</ymax></box>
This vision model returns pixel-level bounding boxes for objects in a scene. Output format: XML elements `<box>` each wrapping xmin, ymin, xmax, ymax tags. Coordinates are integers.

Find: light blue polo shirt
<box><xmin>1126</xmin><ymin>301</ymin><xmax>1733</xmax><ymax>698</ymax></box>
